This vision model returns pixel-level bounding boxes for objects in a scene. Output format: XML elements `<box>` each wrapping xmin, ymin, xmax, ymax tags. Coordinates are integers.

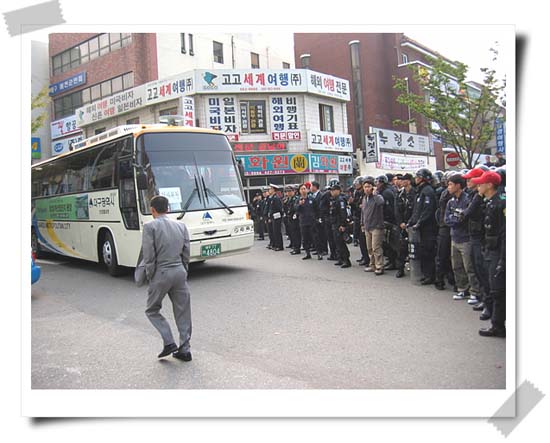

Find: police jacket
<box><xmin>319</xmin><ymin>190</ymin><xmax>332</xmax><ymax>219</ymax></box>
<box><xmin>351</xmin><ymin>189</ymin><xmax>364</xmax><ymax>219</ymax></box>
<box><xmin>435</xmin><ymin>189</ymin><xmax>453</xmax><ymax>228</ymax></box>
<box><xmin>286</xmin><ymin>195</ymin><xmax>300</xmax><ymax>222</ymax></box>
<box><xmin>361</xmin><ymin>193</ymin><xmax>385</xmax><ymax>231</ymax></box>
<box><xmin>254</xmin><ymin>198</ymin><xmax>265</xmax><ymax>219</ymax></box>
<box><xmin>379</xmin><ymin>184</ymin><xmax>396</xmax><ymax>224</ymax></box>
<box><xmin>463</xmin><ymin>191</ymin><xmax>485</xmax><ymax>240</ymax></box>
<box><xmin>267</xmin><ymin>195</ymin><xmax>283</xmax><ymax>219</ymax></box>
<box><xmin>262</xmin><ymin>196</ymin><xmax>270</xmax><ymax>218</ymax></box>
<box><xmin>311</xmin><ymin>190</ymin><xmax>322</xmax><ymax>219</ymax></box>
<box><xmin>296</xmin><ymin>195</ymin><xmax>316</xmax><ymax>226</ymax></box>
<box><xmin>408</xmin><ymin>182</ymin><xmax>437</xmax><ymax>234</ymax></box>
<box><xmin>483</xmin><ymin>192</ymin><xmax>506</xmax><ymax>263</ymax></box>
<box><xmin>395</xmin><ymin>187</ymin><xmax>416</xmax><ymax>227</ymax></box>
<box><xmin>444</xmin><ymin>191</ymin><xmax>471</xmax><ymax>244</ymax></box>
<box><xmin>329</xmin><ymin>195</ymin><xmax>348</xmax><ymax>228</ymax></box>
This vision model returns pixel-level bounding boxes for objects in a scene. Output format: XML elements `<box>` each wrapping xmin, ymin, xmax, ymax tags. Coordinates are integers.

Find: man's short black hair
<box><xmin>448</xmin><ymin>175</ymin><xmax>466</xmax><ymax>188</ymax></box>
<box><xmin>151</xmin><ymin>195</ymin><xmax>169</xmax><ymax>213</ymax></box>
<box><xmin>311</xmin><ymin>181</ymin><xmax>320</xmax><ymax>189</ymax></box>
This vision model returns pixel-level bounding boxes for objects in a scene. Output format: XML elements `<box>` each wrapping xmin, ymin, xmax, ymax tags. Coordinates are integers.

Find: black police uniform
<box><xmin>286</xmin><ymin>193</ymin><xmax>301</xmax><ymax>254</ymax></box>
<box><xmin>353</xmin><ymin>188</ymin><xmax>369</xmax><ymax>265</ymax></box>
<box><xmin>394</xmin><ymin>186</ymin><xmax>416</xmax><ymax>274</ymax></box>
<box><xmin>264</xmin><ymin>194</ymin><xmax>273</xmax><ymax>248</ymax></box>
<box><xmin>320</xmin><ymin>189</ymin><xmax>337</xmax><ymax>259</ymax></box>
<box><xmin>481</xmin><ymin>192</ymin><xmax>506</xmax><ymax>335</ymax></box>
<box><xmin>434</xmin><ymin>188</ymin><xmax>455</xmax><ymax>288</ymax></box>
<box><xmin>296</xmin><ymin>194</ymin><xmax>316</xmax><ymax>258</ymax></box>
<box><xmin>408</xmin><ymin>181</ymin><xmax>437</xmax><ymax>282</ymax></box>
<box><xmin>268</xmin><ymin>192</ymin><xmax>284</xmax><ymax>250</ymax></box>
<box><xmin>329</xmin><ymin>193</ymin><xmax>351</xmax><ymax>266</ymax></box>
<box><xmin>312</xmin><ymin>189</ymin><xmax>327</xmax><ymax>255</ymax></box>
<box><xmin>254</xmin><ymin>197</ymin><xmax>266</xmax><ymax>240</ymax></box>
<box><xmin>380</xmin><ymin>184</ymin><xmax>398</xmax><ymax>269</ymax></box>
<box><xmin>282</xmin><ymin>195</ymin><xmax>292</xmax><ymax>246</ymax></box>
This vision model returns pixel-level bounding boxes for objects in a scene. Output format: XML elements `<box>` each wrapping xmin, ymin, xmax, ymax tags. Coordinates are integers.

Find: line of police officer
<box><xmin>251</xmin><ymin>165</ymin><xmax>506</xmax><ymax>338</ymax></box>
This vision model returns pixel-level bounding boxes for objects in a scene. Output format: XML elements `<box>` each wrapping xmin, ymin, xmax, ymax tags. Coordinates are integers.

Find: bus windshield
<box><xmin>138</xmin><ymin>132</ymin><xmax>246</xmax><ymax>214</ymax></box>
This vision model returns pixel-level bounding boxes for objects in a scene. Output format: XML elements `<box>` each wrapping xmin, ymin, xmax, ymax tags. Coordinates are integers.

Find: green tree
<box><xmin>393</xmin><ymin>48</ymin><xmax>505</xmax><ymax>169</ymax></box>
<box><xmin>32</xmin><ymin>86</ymin><xmax>50</xmax><ymax>134</ymax></box>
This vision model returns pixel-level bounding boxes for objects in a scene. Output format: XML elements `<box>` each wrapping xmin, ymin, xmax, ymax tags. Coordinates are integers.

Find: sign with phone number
<box><xmin>236</xmin><ymin>153</ymin><xmax>353</xmax><ymax>176</ymax></box>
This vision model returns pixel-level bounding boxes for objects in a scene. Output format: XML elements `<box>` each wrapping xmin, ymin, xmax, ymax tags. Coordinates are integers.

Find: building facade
<box><xmin>46</xmin><ymin>33</ymin><xmax>295</xmax><ymax>161</ymax></box>
<box><xmin>293</xmin><ymin>33</ymin><xmax>464</xmax><ymax>175</ymax></box>
<box><xmin>73</xmin><ymin>68</ymin><xmax>353</xmax><ymax>201</ymax></box>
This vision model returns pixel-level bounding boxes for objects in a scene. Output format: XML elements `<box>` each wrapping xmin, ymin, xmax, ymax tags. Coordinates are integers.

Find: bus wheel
<box><xmin>101</xmin><ymin>231</ymin><xmax>124</xmax><ymax>276</ymax></box>
<box><xmin>31</xmin><ymin>229</ymin><xmax>42</xmax><ymax>259</ymax></box>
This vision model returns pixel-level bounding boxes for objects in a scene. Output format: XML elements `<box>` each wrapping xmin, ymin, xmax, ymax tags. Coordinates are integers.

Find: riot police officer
<box><xmin>407</xmin><ymin>168</ymin><xmax>438</xmax><ymax>284</ymax></box>
<box><xmin>394</xmin><ymin>173</ymin><xmax>416</xmax><ymax>278</ymax></box>
<box><xmin>284</xmin><ymin>185</ymin><xmax>301</xmax><ymax>255</ymax></box>
<box><xmin>296</xmin><ymin>183</ymin><xmax>317</xmax><ymax>260</ymax></box>
<box><xmin>471</xmin><ymin>171</ymin><xmax>506</xmax><ymax>337</ymax></box>
<box><xmin>254</xmin><ymin>189</ymin><xmax>268</xmax><ymax>240</ymax></box>
<box><xmin>434</xmin><ymin>172</ymin><xmax>456</xmax><ymax>290</ymax></box>
<box><xmin>376</xmin><ymin>175</ymin><xmax>398</xmax><ymax>271</ymax></box>
<box><xmin>329</xmin><ymin>184</ymin><xmax>352</xmax><ymax>268</ymax></box>
<box><xmin>267</xmin><ymin>184</ymin><xmax>284</xmax><ymax>251</ymax></box>
<box><xmin>320</xmin><ymin>180</ymin><xmax>339</xmax><ymax>260</ymax></box>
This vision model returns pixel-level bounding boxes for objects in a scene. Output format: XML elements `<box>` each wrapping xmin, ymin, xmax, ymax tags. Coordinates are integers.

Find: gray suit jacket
<box><xmin>141</xmin><ymin>215</ymin><xmax>190</xmax><ymax>281</ymax></box>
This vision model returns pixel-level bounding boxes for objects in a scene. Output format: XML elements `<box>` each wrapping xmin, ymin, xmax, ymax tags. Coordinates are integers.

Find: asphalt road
<box><xmin>31</xmin><ymin>239</ymin><xmax>506</xmax><ymax>389</ymax></box>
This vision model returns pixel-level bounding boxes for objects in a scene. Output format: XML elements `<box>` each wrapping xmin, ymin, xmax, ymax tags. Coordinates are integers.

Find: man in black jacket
<box><xmin>407</xmin><ymin>168</ymin><xmax>438</xmax><ymax>284</ymax></box>
<box><xmin>329</xmin><ymin>184</ymin><xmax>351</xmax><ymax>268</ymax></box>
<box><xmin>376</xmin><ymin>175</ymin><xmax>398</xmax><ymax>271</ymax></box>
<box><xmin>267</xmin><ymin>184</ymin><xmax>284</xmax><ymax>251</ymax></box>
<box><xmin>320</xmin><ymin>184</ymin><xmax>338</xmax><ymax>260</ymax></box>
<box><xmin>394</xmin><ymin>173</ymin><xmax>416</xmax><ymax>278</ymax></box>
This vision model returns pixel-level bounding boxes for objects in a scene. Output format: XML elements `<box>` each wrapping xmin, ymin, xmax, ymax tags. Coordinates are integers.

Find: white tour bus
<box><xmin>31</xmin><ymin>122</ymin><xmax>254</xmax><ymax>275</ymax></box>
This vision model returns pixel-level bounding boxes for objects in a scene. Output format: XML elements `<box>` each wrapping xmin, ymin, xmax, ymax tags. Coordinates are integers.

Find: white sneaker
<box><xmin>467</xmin><ymin>296</ymin><xmax>480</xmax><ymax>305</ymax></box>
<box><xmin>453</xmin><ymin>292</ymin><xmax>468</xmax><ymax>300</ymax></box>
<box><xmin>364</xmin><ymin>266</ymin><xmax>374</xmax><ymax>272</ymax></box>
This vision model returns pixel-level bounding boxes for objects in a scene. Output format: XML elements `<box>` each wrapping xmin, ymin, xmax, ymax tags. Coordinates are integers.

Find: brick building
<box><xmin>294</xmin><ymin>33</ymin><xmax>463</xmax><ymax>174</ymax></box>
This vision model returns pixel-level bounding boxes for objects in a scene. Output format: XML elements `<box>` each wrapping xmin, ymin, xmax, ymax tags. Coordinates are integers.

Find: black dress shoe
<box><xmin>285</xmin><ymin>244</ymin><xmax>292</xmax><ymax>248</ymax></box>
<box><xmin>334</xmin><ymin>261</ymin><xmax>343</xmax><ymax>266</ymax></box>
<box><xmin>472</xmin><ymin>302</ymin><xmax>485</xmax><ymax>311</ymax></box>
<box><xmin>384</xmin><ymin>263</ymin><xmax>397</xmax><ymax>271</ymax></box>
<box><xmin>158</xmin><ymin>343</ymin><xmax>178</xmax><ymax>358</ymax></box>
<box><xmin>420</xmin><ymin>278</ymin><xmax>435</xmax><ymax>285</ymax></box>
<box><xmin>173</xmin><ymin>347</ymin><xmax>192</xmax><ymax>361</ymax></box>
<box><xmin>395</xmin><ymin>269</ymin><xmax>405</xmax><ymax>278</ymax></box>
<box><xmin>340</xmin><ymin>262</ymin><xmax>351</xmax><ymax>268</ymax></box>
<box><xmin>302</xmin><ymin>254</ymin><xmax>312</xmax><ymax>260</ymax></box>
<box><xmin>266</xmin><ymin>245</ymin><xmax>272</xmax><ymax>249</ymax></box>
<box><xmin>290</xmin><ymin>250</ymin><xmax>300</xmax><ymax>255</ymax></box>
<box><xmin>317</xmin><ymin>255</ymin><xmax>323</xmax><ymax>260</ymax></box>
<box><xmin>479</xmin><ymin>327</ymin><xmax>505</xmax><ymax>337</ymax></box>
<box><xmin>327</xmin><ymin>256</ymin><xmax>338</xmax><ymax>261</ymax></box>
<box><xmin>480</xmin><ymin>308</ymin><xmax>492</xmax><ymax>321</ymax></box>
<box><xmin>357</xmin><ymin>260</ymin><xmax>367</xmax><ymax>266</ymax></box>
<box><xmin>258</xmin><ymin>237</ymin><xmax>265</xmax><ymax>240</ymax></box>
<box><xmin>434</xmin><ymin>281</ymin><xmax>445</xmax><ymax>290</ymax></box>
<box><xmin>273</xmin><ymin>247</ymin><xmax>283</xmax><ymax>251</ymax></box>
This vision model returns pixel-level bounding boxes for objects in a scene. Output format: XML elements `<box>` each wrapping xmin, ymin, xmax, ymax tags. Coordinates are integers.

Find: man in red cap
<box><xmin>462</xmin><ymin>167</ymin><xmax>491</xmax><ymax>317</ymax></box>
<box><xmin>471</xmin><ymin>171</ymin><xmax>506</xmax><ymax>338</ymax></box>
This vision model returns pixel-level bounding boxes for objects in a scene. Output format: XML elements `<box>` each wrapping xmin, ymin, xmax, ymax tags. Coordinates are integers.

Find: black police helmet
<box><xmin>432</xmin><ymin>170</ymin><xmax>444</xmax><ymax>185</ymax></box>
<box><xmin>415</xmin><ymin>168</ymin><xmax>433</xmax><ymax>181</ymax></box>
<box><xmin>375</xmin><ymin>174</ymin><xmax>388</xmax><ymax>184</ymax></box>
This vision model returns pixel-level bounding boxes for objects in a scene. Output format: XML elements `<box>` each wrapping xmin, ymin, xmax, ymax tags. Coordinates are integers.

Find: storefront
<box><xmin>75</xmin><ymin>68</ymin><xmax>354</xmax><ymax>201</ymax></box>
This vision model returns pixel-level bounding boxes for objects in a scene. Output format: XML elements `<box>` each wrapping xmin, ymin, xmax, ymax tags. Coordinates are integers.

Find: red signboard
<box><xmin>446</xmin><ymin>152</ymin><xmax>461</xmax><ymax>167</ymax></box>
<box><xmin>232</xmin><ymin>142</ymin><xmax>287</xmax><ymax>153</ymax></box>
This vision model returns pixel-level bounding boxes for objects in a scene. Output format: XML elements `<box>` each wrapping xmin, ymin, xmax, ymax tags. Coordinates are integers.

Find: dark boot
<box><xmin>302</xmin><ymin>251</ymin><xmax>312</xmax><ymax>260</ymax></box>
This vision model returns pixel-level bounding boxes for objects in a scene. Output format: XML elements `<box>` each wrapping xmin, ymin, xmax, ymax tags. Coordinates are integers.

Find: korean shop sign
<box><xmin>370</xmin><ymin>127</ymin><xmax>430</xmax><ymax>154</ymax></box>
<box><xmin>49</xmin><ymin>72</ymin><xmax>86</xmax><ymax>96</ymax></box>
<box><xmin>308</xmin><ymin>130</ymin><xmax>353</xmax><ymax>153</ymax></box>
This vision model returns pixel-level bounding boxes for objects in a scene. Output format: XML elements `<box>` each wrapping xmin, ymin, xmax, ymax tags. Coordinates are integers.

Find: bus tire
<box><xmin>100</xmin><ymin>231</ymin><xmax>124</xmax><ymax>276</ymax></box>
<box><xmin>31</xmin><ymin>228</ymin><xmax>43</xmax><ymax>259</ymax></box>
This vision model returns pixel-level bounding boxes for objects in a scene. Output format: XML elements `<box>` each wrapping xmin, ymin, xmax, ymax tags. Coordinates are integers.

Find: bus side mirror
<box><xmin>136</xmin><ymin>171</ymin><xmax>148</xmax><ymax>190</ymax></box>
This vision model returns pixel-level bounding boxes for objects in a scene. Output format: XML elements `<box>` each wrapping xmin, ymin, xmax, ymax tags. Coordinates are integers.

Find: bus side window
<box><xmin>118</xmin><ymin>158</ymin><xmax>139</xmax><ymax>230</ymax></box>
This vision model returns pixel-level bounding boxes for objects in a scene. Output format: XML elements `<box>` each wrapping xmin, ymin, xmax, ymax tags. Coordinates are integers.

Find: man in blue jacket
<box><xmin>444</xmin><ymin>174</ymin><xmax>481</xmax><ymax>303</ymax></box>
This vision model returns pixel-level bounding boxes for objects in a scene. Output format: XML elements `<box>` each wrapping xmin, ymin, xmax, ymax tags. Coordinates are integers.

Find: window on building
<box><xmin>283</xmin><ymin>62</ymin><xmax>290</xmax><ymax>69</ymax></box>
<box><xmin>240</xmin><ymin>100</ymin><xmax>267</xmax><ymax>134</ymax></box>
<box><xmin>159</xmin><ymin>108</ymin><xmax>178</xmax><ymax>116</ymax></box>
<box><xmin>100</xmin><ymin>80</ymin><xmax>111</xmax><ymax>97</ymax></box>
<box><xmin>213</xmin><ymin>41</ymin><xmax>224</xmax><ymax>64</ymax></box>
<box><xmin>251</xmin><ymin>52</ymin><xmax>260</xmax><ymax>69</ymax></box>
<box><xmin>180</xmin><ymin>33</ymin><xmax>186</xmax><ymax>54</ymax></box>
<box><xmin>50</xmin><ymin>33</ymin><xmax>132</xmax><ymax>75</ymax></box>
<box><xmin>53</xmin><ymin>90</ymin><xmax>83</xmax><ymax>120</ymax></box>
<box><xmin>95</xmin><ymin>128</ymin><xmax>106</xmax><ymax>135</ymax></box>
<box><xmin>111</xmin><ymin>75</ymin><xmax>123</xmax><ymax>93</ymax></box>
<box><xmin>122</xmin><ymin>72</ymin><xmax>134</xmax><ymax>89</ymax></box>
<box><xmin>319</xmin><ymin>104</ymin><xmax>334</xmax><ymax>132</ymax></box>
<box><xmin>189</xmin><ymin>34</ymin><xmax>194</xmax><ymax>55</ymax></box>
<box><xmin>402</xmin><ymin>53</ymin><xmax>409</xmax><ymax>64</ymax></box>
<box><xmin>126</xmin><ymin>117</ymin><xmax>140</xmax><ymax>125</ymax></box>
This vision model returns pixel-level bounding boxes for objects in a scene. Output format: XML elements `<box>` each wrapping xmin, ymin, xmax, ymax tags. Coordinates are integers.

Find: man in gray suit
<box><xmin>142</xmin><ymin>195</ymin><xmax>192</xmax><ymax>361</ymax></box>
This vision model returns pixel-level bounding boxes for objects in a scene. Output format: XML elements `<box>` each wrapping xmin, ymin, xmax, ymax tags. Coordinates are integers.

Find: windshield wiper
<box><xmin>177</xmin><ymin>175</ymin><xmax>202</xmax><ymax>220</ymax></box>
<box><xmin>200</xmin><ymin>175</ymin><xmax>234</xmax><ymax>215</ymax></box>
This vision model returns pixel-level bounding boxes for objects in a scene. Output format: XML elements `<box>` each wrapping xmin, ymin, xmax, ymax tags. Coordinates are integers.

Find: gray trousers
<box><xmin>451</xmin><ymin>241</ymin><xmax>480</xmax><ymax>296</ymax></box>
<box><xmin>145</xmin><ymin>266</ymin><xmax>192</xmax><ymax>352</ymax></box>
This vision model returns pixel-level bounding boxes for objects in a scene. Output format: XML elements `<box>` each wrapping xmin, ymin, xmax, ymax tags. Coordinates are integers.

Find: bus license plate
<box><xmin>201</xmin><ymin>243</ymin><xmax>221</xmax><ymax>257</ymax></box>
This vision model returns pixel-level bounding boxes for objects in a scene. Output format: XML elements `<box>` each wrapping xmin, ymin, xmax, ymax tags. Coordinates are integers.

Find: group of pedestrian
<box><xmin>251</xmin><ymin>164</ymin><xmax>507</xmax><ymax>338</ymax></box>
